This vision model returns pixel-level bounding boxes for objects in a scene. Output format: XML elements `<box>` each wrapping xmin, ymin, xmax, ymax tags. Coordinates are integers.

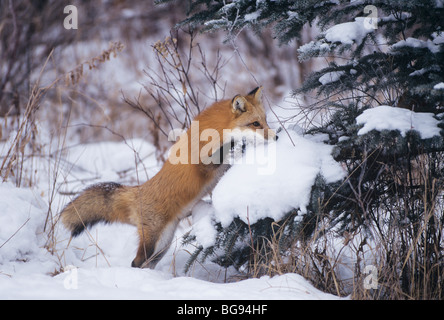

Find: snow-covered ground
<box><xmin>0</xmin><ymin>128</ymin><xmax>343</xmax><ymax>300</ymax></box>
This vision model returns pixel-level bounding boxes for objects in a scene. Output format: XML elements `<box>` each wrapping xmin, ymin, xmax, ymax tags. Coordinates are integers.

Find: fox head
<box><xmin>168</xmin><ymin>86</ymin><xmax>278</xmax><ymax>166</ymax></box>
<box><xmin>227</xmin><ymin>86</ymin><xmax>277</xmax><ymax>143</ymax></box>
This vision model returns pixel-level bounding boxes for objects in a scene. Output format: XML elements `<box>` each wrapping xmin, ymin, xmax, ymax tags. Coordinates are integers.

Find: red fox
<box><xmin>61</xmin><ymin>86</ymin><xmax>277</xmax><ymax>268</ymax></box>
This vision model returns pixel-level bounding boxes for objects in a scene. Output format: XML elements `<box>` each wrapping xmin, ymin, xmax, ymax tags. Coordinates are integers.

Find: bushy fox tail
<box><xmin>61</xmin><ymin>182</ymin><xmax>135</xmax><ymax>237</ymax></box>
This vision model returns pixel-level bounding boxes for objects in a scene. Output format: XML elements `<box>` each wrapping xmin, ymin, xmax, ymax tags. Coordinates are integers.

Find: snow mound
<box><xmin>207</xmin><ymin>130</ymin><xmax>345</xmax><ymax>229</ymax></box>
<box><xmin>356</xmin><ymin>105</ymin><xmax>441</xmax><ymax>139</ymax></box>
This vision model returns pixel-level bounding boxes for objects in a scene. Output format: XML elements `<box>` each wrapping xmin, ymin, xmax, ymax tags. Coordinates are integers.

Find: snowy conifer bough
<box><xmin>163</xmin><ymin>0</ymin><xmax>444</xmax><ymax>299</ymax></box>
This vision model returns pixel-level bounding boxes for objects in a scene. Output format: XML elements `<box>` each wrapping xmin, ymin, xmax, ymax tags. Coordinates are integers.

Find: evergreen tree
<box><xmin>159</xmin><ymin>0</ymin><xmax>444</xmax><ymax>295</ymax></box>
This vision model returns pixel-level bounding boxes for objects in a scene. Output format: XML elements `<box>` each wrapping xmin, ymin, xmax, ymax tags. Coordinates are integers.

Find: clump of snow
<box><xmin>297</xmin><ymin>40</ymin><xmax>332</xmax><ymax>61</ymax></box>
<box><xmin>205</xmin><ymin>130</ymin><xmax>345</xmax><ymax>230</ymax></box>
<box><xmin>319</xmin><ymin>71</ymin><xmax>345</xmax><ymax>85</ymax></box>
<box><xmin>324</xmin><ymin>17</ymin><xmax>374</xmax><ymax>45</ymax></box>
<box><xmin>392</xmin><ymin>37</ymin><xmax>442</xmax><ymax>54</ymax></box>
<box><xmin>244</xmin><ymin>11</ymin><xmax>260</xmax><ymax>21</ymax></box>
<box><xmin>356</xmin><ymin>105</ymin><xmax>441</xmax><ymax>139</ymax></box>
<box><xmin>434</xmin><ymin>82</ymin><xmax>444</xmax><ymax>90</ymax></box>
<box><xmin>298</xmin><ymin>17</ymin><xmax>375</xmax><ymax>61</ymax></box>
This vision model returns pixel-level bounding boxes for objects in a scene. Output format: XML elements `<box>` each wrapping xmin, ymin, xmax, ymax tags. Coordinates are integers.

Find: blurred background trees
<box><xmin>0</xmin><ymin>0</ymin><xmax>313</xmax><ymax>145</ymax></box>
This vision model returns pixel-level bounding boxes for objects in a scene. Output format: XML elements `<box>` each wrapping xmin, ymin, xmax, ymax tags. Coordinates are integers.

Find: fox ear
<box><xmin>231</xmin><ymin>95</ymin><xmax>247</xmax><ymax>115</ymax></box>
<box><xmin>248</xmin><ymin>86</ymin><xmax>263</xmax><ymax>103</ymax></box>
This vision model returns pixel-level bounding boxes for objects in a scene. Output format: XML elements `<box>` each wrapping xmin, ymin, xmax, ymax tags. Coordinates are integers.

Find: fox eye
<box><xmin>251</xmin><ymin>121</ymin><xmax>261</xmax><ymax>127</ymax></box>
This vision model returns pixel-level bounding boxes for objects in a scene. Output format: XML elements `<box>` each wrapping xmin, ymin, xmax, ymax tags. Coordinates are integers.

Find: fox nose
<box><xmin>274</xmin><ymin>127</ymin><xmax>282</xmax><ymax>141</ymax></box>
<box><xmin>268</xmin><ymin>131</ymin><xmax>278</xmax><ymax>141</ymax></box>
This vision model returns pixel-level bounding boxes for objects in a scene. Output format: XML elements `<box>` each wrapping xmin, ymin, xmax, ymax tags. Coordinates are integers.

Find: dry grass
<box><xmin>1</xmin><ymin>42</ymin><xmax>124</xmax><ymax>184</ymax></box>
